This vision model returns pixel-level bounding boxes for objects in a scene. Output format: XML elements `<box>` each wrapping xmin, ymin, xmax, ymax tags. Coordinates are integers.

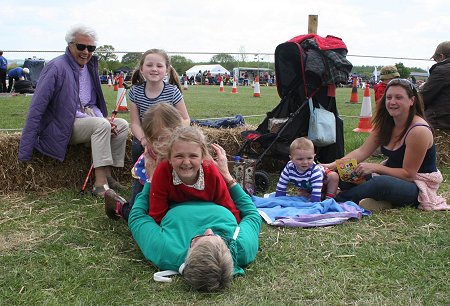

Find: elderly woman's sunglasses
<box><xmin>71</xmin><ymin>42</ymin><xmax>96</xmax><ymax>52</ymax></box>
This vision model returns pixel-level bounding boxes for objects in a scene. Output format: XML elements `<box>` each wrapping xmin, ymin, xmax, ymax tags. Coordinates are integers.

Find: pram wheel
<box><xmin>255</xmin><ymin>170</ymin><xmax>271</xmax><ymax>194</ymax></box>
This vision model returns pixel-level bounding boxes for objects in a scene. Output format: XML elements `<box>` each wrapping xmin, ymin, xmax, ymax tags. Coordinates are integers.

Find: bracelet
<box><xmin>226</xmin><ymin>178</ymin><xmax>237</xmax><ymax>189</ymax></box>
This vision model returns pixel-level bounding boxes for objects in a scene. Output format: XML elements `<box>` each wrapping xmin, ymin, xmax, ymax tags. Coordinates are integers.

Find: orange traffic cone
<box><xmin>117</xmin><ymin>76</ymin><xmax>128</xmax><ymax>112</ymax></box>
<box><xmin>253</xmin><ymin>76</ymin><xmax>261</xmax><ymax>97</ymax></box>
<box><xmin>231</xmin><ymin>78</ymin><xmax>238</xmax><ymax>94</ymax></box>
<box><xmin>113</xmin><ymin>76</ymin><xmax>119</xmax><ymax>91</ymax></box>
<box><xmin>219</xmin><ymin>80</ymin><xmax>224</xmax><ymax>92</ymax></box>
<box><xmin>353</xmin><ymin>84</ymin><xmax>373</xmax><ymax>132</ymax></box>
<box><xmin>183</xmin><ymin>80</ymin><xmax>189</xmax><ymax>90</ymax></box>
<box><xmin>349</xmin><ymin>77</ymin><xmax>358</xmax><ymax>103</ymax></box>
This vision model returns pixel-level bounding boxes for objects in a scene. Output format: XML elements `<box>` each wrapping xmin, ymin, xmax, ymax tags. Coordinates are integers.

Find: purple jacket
<box><xmin>19</xmin><ymin>48</ymin><xmax>108</xmax><ymax>162</ymax></box>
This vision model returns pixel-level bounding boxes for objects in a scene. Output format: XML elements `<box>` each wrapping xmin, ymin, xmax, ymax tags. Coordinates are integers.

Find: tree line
<box><xmin>96</xmin><ymin>45</ymin><xmax>426</xmax><ymax>79</ymax></box>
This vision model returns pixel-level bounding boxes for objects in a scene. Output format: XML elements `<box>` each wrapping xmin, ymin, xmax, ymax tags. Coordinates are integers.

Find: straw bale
<box><xmin>434</xmin><ymin>129</ymin><xmax>450</xmax><ymax>167</ymax></box>
<box><xmin>0</xmin><ymin>125</ymin><xmax>267</xmax><ymax>193</ymax></box>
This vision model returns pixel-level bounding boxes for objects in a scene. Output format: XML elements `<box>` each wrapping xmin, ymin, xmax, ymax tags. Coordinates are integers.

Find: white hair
<box><xmin>65</xmin><ymin>24</ymin><xmax>98</xmax><ymax>45</ymax></box>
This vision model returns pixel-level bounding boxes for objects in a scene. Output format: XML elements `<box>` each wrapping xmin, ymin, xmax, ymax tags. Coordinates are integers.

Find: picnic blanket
<box><xmin>252</xmin><ymin>194</ymin><xmax>370</xmax><ymax>227</ymax></box>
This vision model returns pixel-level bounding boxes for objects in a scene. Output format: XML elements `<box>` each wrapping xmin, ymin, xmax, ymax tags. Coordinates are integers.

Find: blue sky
<box><xmin>3</xmin><ymin>0</ymin><xmax>449</xmax><ymax>70</ymax></box>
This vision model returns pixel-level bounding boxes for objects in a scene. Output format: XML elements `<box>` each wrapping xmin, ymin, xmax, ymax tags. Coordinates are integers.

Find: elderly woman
<box><xmin>18</xmin><ymin>24</ymin><xmax>128</xmax><ymax>196</ymax></box>
<box><xmin>125</xmin><ymin>143</ymin><xmax>261</xmax><ymax>291</ymax></box>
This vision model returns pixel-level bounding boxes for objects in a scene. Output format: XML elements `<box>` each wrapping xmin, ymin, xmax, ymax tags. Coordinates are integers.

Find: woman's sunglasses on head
<box><xmin>388</xmin><ymin>78</ymin><xmax>415</xmax><ymax>91</ymax></box>
<box><xmin>71</xmin><ymin>42</ymin><xmax>96</xmax><ymax>52</ymax></box>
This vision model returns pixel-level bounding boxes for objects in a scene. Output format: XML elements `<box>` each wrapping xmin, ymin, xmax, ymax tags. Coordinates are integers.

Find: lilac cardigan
<box><xmin>19</xmin><ymin>48</ymin><xmax>108</xmax><ymax>162</ymax></box>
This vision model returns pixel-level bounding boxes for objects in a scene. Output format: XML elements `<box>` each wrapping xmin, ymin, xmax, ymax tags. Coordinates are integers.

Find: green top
<box><xmin>128</xmin><ymin>182</ymin><xmax>261</xmax><ymax>275</ymax></box>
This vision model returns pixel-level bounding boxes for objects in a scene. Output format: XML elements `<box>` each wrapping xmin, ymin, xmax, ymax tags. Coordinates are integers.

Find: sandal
<box><xmin>104</xmin><ymin>189</ymin><xmax>127</xmax><ymax>220</ymax></box>
<box><xmin>92</xmin><ymin>184</ymin><xmax>110</xmax><ymax>198</ymax></box>
<box><xmin>107</xmin><ymin>177</ymin><xmax>125</xmax><ymax>190</ymax></box>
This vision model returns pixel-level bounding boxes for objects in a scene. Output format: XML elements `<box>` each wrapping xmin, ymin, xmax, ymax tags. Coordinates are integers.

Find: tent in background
<box><xmin>185</xmin><ymin>64</ymin><xmax>230</xmax><ymax>78</ymax></box>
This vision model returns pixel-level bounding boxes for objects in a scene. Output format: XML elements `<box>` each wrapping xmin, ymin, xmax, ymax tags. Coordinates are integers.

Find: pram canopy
<box><xmin>241</xmin><ymin>34</ymin><xmax>352</xmax><ymax>165</ymax></box>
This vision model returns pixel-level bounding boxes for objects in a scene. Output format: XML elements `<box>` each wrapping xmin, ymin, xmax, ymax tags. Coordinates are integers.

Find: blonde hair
<box><xmin>183</xmin><ymin>239</ymin><xmax>233</xmax><ymax>292</ymax></box>
<box><xmin>131</xmin><ymin>49</ymin><xmax>182</xmax><ymax>90</ymax></box>
<box><xmin>166</xmin><ymin>126</ymin><xmax>210</xmax><ymax>160</ymax></box>
<box><xmin>290</xmin><ymin>137</ymin><xmax>314</xmax><ymax>153</ymax></box>
<box><xmin>141</xmin><ymin>103</ymin><xmax>183</xmax><ymax>156</ymax></box>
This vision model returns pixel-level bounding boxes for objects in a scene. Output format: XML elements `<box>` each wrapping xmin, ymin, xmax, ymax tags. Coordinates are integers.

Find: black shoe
<box><xmin>104</xmin><ymin>189</ymin><xmax>127</xmax><ymax>220</ymax></box>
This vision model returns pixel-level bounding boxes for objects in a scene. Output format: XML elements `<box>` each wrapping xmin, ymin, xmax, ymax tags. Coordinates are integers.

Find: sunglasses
<box><xmin>190</xmin><ymin>234</ymin><xmax>227</xmax><ymax>247</ymax></box>
<box><xmin>71</xmin><ymin>42</ymin><xmax>96</xmax><ymax>52</ymax></box>
<box><xmin>387</xmin><ymin>78</ymin><xmax>415</xmax><ymax>91</ymax></box>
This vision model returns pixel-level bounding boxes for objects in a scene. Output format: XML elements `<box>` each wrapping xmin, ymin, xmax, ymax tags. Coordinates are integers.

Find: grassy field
<box><xmin>0</xmin><ymin>85</ymin><xmax>449</xmax><ymax>305</ymax></box>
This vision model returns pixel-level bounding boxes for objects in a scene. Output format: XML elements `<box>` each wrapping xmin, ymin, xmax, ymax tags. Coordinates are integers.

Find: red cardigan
<box><xmin>149</xmin><ymin>160</ymin><xmax>241</xmax><ymax>224</ymax></box>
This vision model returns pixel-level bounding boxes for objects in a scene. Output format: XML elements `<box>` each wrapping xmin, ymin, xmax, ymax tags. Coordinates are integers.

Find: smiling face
<box><xmin>290</xmin><ymin>148</ymin><xmax>315</xmax><ymax>172</ymax></box>
<box><xmin>385</xmin><ymin>85</ymin><xmax>414</xmax><ymax>118</ymax></box>
<box><xmin>68</xmin><ymin>34</ymin><xmax>95</xmax><ymax>67</ymax></box>
<box><xmin>169</xmin><ymin>140</ymin><xmax>203</xmax><ymax>185</ymax></box>
<box><xmin>140</xmin><ymin>53</ymin><xmax>168</xmax><ymax>83</ymax></box>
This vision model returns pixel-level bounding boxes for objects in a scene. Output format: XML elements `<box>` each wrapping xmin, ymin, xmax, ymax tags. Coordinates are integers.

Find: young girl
<box><xmin>105</xmin><ymin>103</ymin><xmax>183</xmax><ymax>221</ymax></box>
<box><xmin>129</xmin><ymin>49</ymin><xmax>190</xmax><ymax>203</ymax></box>
<box><xmin>148</xmin><ymin>126</ymin><xmax>241</xmax><ymax>224</ymax></box>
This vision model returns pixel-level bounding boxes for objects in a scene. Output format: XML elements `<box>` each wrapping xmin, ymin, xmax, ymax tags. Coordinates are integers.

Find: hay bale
<box><xmin>434</xmin><ymin>129</ymin><xmax>450</xmax><ymax>167</ymax></box>
<box><xmin>0</xmin><ymin>125</ymin><xmax>257</xmax><ymax>193</ymax></box>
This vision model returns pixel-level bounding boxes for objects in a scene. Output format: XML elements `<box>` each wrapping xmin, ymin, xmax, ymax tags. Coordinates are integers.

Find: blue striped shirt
<box><xmin>128</xmin><ymin>82</ymin><xmax>183</xmax><ymax>119</ymax></box>
<box><xmin>275</xmin><ymin>161</ymin><xmax>325</xmax><ymax>202</ymax></box>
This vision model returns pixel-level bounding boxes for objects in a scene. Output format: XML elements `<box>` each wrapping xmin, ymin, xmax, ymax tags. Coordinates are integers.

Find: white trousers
<box><xmin>70</xmin><ymin>117</ymin><xmax>129</xmax><ymax>168</ymax></box>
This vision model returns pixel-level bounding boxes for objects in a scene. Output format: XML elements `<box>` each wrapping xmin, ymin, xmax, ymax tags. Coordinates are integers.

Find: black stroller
<box><xmin>238</xmin><ymin>34</ymin><xmax>353</xmax><ymax>192</ymax></box>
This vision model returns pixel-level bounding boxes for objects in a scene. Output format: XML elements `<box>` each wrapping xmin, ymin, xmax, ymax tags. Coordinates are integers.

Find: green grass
<box><xmin>0</xmin><ymin>85</ymin><xmax>449</xmax><ymax>305</ymax></box>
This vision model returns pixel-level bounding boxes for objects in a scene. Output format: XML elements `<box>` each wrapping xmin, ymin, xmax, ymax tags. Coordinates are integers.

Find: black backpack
<box><xmin>14</xmin><ymin>80</ymin><xmax>34</xmax><ymax>94</ymax></box>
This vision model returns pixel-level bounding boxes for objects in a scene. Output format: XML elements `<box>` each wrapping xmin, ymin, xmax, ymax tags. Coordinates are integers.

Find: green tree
<box><xmin>170</xmin><ymin>55</ymin><xmax>193</xmax><ymax>75</ymax></box>
<box><xmin>210</xmin><ymin>53</ymin><xmax>237</xmax><ymax>72</ymax></box>
<box><xmin>395</xmin><ymin>62</ymin><xmax>411</xmax><ymax>78</ymax></box>
<box><xmin>121</xmin><ymin>52</ymin><xmax>142</xmax><ymax>69</ymax></box>
<box><xmin>96</xmin><ymin>45</ymin><xmax>118</xmax><ymax>62</ymax></box>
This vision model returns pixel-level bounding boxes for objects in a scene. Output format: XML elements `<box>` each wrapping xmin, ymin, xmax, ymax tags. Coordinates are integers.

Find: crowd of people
<box><xmin>15</xmin><ymin>23</ymin><xmax>450</xmax><ymax>292</ymax></box>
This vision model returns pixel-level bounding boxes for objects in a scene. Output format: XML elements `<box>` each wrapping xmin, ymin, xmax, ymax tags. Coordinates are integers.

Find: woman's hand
<box><xmin>211</xmin><ymin>143</ymin><xmax>233</xmax><ymax>181</ymax></box>
<box><xmin>109</xmin><ymin>119</ymin><xmax>118</xmax><ymax>136</ymax></box>
<box><xmin>321</xmin><ymin>161</ymin><xmax>337</xmax><ymax>171</ymax></box>
<box><xmin>355</xmin><ymin>162</ymin><xmax>378</xmax><ymax>177</ymax></box>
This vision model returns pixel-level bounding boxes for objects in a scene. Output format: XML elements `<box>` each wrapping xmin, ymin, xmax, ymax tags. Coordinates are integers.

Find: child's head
<box><xmin>289</xmin><ymin>137</ymin><xmax>315</xmax><ymax>171</ymax></box>
<box><xmin>141</xmin><ymin>103</ymin><xmax>183</xmax><ymax>153</ymax></box>
<box><xmin>131</xmin><ymin>49</ymin><xmax>181</xmax><ymax>90</ymax></box>
<box><xmin>167</xmin><ymin>126</ymin><xmax>210</xmax><ymax>184</ymax></box>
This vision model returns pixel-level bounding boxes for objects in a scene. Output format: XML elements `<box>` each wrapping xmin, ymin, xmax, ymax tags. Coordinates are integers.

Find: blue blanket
<box><xmin>252</xmin><ymin>194</ymin><xmax>370</xmax><ymax>227</ymax></box>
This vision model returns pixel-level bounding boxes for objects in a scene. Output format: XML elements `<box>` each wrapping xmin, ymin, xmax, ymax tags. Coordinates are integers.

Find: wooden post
<box><xmin>308</xmin><ymin>15</ymin><xmax>318</xmax><ymax>34</ymax></box>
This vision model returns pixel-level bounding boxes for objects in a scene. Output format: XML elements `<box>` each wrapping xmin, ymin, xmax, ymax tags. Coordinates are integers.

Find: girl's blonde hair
<box><xmin>131</xmin><ymin>49</ymin><xmax>182</xmax><ymax>90</ymax></box>
<box><xmin>166</xmin><ymin>126</ymin><xmax>210</xmax><ymax>160</ymax></box>
<box><xmin>141</xmin><ymin>103</ymin><xmax>183</xmax><ymax>156</ymax></box>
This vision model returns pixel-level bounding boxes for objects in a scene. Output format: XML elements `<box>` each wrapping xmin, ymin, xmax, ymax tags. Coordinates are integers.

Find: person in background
<box><xmin>275</xmin><ymin>137</ymin><xmax>339</xmax><ymax>202</ymax></box>
<box><xmin>7</xmin><ymin>67</ymin><xmax>30</xmax><ymax>92</ymax></box>
<box><xmin>324</xmin><ymin>79</ymin><xmax>440</xmax><ymax>211</ymax></box>
<box><xmin>128</xmin><ymin>49</ymin><xmax>190</xmax><ymax>205</ymax></box>
<box><xmin>373</xmin><ymin>65</ymin><xmax>400</xmax><ymax>105</ymax></box>
<box><xmin>420</xmin><ymin>41</ymin><xmax>450</xmax><ymax>130</ymax></box>
<box><xmin>18</xmin><ymin>24</ymin><xmax>129</xmax><ymax>197</ymax></box>
<box><xmin>0</xmin><ymin>51</ymin><xmax>7</xmax><ymax>92</ymax></box>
